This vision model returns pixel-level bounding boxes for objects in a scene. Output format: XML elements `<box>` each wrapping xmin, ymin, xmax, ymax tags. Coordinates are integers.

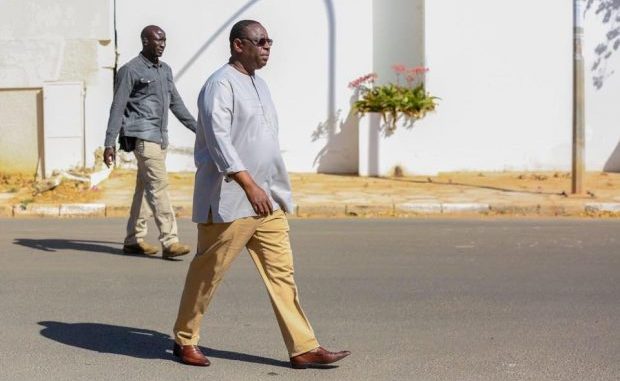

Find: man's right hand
<box><xmin>231</xmin><ymin>171</ymin><xmax>273</xmax><ymax>216</ymax></box>
<box><xmin>244</xmin><ymin>183</ymin><xmax>273</xmax><ymax>216</ymax></box>
<box><xmin>103</xmin><ymin>147</ymin><xmax>116</xmax><ymax>168</ymax></box>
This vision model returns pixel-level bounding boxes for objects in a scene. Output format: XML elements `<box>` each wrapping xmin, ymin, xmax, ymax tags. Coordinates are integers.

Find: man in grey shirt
<box><xmin>171</xmin><ymin>20</ymin><xmax>350</xmax><ymax>369</ymax></box>
<box><xmin>103</xmin><ymin>25</ymin><xmax>194</xmax><ymax>258</ymax></box>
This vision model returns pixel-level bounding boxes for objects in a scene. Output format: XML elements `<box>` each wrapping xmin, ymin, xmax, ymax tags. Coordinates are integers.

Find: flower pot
<box><xmin>358</xmin><ymin>112</ymin><xmax>437</xmax><ymax>177</ymax></box>
<box><xmin>358</xmin><ymin>113</ymin><xmax>382</xmax><ymax>176</ymax></box>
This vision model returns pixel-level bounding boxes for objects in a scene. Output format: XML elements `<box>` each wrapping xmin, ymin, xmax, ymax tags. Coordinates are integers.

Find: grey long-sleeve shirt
<box><xmin>192</xmin><ymin>64</ymin><xmax>293</xmax><ymax>223</ymax></box>
<box><xmin>104</xmin><ymin>53</ymin><xmax>196</xmax><ymax>148</ymax></box>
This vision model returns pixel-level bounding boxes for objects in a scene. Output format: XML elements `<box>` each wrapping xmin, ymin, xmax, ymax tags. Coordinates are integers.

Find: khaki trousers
<box><xmin>173</xmin><ymin>209</ymin><xmax>319</xmax><ymax>357</ymax></box>
<box><xmin>124</xmin><ymin>139</ymin><xmax>179</xmax><ymax>248</ymax></box>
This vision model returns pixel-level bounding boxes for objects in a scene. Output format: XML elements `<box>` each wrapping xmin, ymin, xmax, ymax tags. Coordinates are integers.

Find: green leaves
<box><xmin>353</xmin><ymin>83</ymin><xmax>438</xmax><ymax>133</ymax></box>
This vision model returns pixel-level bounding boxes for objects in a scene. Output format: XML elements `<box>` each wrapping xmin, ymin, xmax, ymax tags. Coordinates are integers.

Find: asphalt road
<box><xmin>0</xmin><ymin>218</ymin><xmax>618</xmax><ymax>381</ymax></box>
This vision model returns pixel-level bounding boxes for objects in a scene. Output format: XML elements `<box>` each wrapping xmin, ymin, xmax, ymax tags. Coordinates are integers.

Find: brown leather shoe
<box><xmin>122</xmin><ymin>242</ymin><xmax>158</xmax><ymax>256</ymax></box>
<box><xmin>163</xmin><ymin>243</ymin><xmax>191</xmax><ymax>259</ymax></box>
<box><xmin>290</xmin><ymin>346</ymin><xmax>351</xmax><ymax>369</ymax></box>
<box><xmin>173</xmin><ymin>343</ymin><xmax>210</xmax><ymax>366</ymax></box>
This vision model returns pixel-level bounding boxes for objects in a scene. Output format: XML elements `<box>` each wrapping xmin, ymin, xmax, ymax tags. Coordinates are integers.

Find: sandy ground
<box><xmin>2</xmin><ymin>170</ymin><xmax>619</xmax><ymax>210</ymax></box>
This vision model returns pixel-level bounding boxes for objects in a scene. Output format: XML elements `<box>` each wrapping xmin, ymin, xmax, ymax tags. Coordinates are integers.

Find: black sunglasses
<box><xmin>240</xmin><ymin>37</ymin><xmax>274</xmax><ymax>47</ymax></box>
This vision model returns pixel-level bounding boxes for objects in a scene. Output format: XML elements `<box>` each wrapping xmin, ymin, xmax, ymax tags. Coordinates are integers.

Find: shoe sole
<box><xmin>162</xmin><ymin>251</ymin><xmax>190</xmax><ymax>259</ymax></box>
<box><xmin>291</xmin><ymin>362</ymin><xmax>339</xmax><ymax>369</ymax></box>
<box><xmin>290</xmin><ymin>353</ymin><xmax>350</xmax><ymax>369</ymax></box>
<box><xmin>123</xmin><ymin>248</ymin><xmax>158</xmax><ymax>256</ymax></box>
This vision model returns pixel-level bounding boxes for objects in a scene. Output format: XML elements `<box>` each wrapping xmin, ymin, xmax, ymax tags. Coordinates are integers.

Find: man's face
<box><xmin>239</xmin><ymin>23</ymin><xmax>272</xmax><ymax>70</ymax></box>
<box><xmin>143</xmin><ymin>28</ymin><xmax>166</xmax><ymax>57</ymax></box>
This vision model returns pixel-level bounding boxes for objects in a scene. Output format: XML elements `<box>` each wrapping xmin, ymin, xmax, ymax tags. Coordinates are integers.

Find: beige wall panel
<box><xmin>43</xmin><ymin>82</ymin><xmax>84</xmax><ymax>177</ymax></box>
<box><xmin>0</xmin><ymin>89</ymin><xmax>43</xmax><ymax>174</ymax></box>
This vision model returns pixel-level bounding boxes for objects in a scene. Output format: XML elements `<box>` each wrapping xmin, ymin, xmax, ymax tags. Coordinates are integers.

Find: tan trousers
<box><xmin>124</xmin><ymin>139</ymin><xmax>179</xmax><ymax>248</ymax></box>
<box><xmin>173</xmin><ymin>209</ymin><xmax>319</xmax><ymax>357</ymax></box>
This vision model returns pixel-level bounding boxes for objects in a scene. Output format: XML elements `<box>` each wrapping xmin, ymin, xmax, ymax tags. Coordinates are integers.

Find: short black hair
<box><xmin>141</xmin><ymin>25</ymin><xmax>163</xmax><ymax>40</ymax></box>
<box><xmin>229</xmin><ymin>19</ymin><xmax>260</xmax><ymax>45</ymax></box>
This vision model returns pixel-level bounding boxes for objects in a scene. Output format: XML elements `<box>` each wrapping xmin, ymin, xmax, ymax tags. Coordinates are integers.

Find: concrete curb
<box><xmin>105</xmin><ymin>205</ymin><xmax>130</xmax><ymax>217</ymax></box>
<box><xmin>2</xmin><ymin>202</ymin><xmax>620</xmax><ymax>218</ymax></box>
<box><xmin>395</xmin><ymin>202</ymin><xmax>490</xmax><ymax>215</ymax></box>
<box><xmin>585</xmin><ymin>203</ymin><xmax>620</xmax><ymax>213</ymax></box>
<box><xmin>489</xmin><ymin>204</ymin><xmax>544</xmax><ymax>215</ymax></box>
<box><xmin>395</xmin><ymin>203</ymin><xmax>442</xmax><ymax>214</ymax></box>
<box><xmin>346</xmin><ymin>204</ymin><xmax>394</xmax><ymax>216</ymax></box>
<box><xmin>489</xmin><ymin>204</ymin><xmax>589</xmax><ymax>216</ymax></box>
<box><xmin>442</xmin><ymin>203</ymin><xmax>490</xmax><ymax>213</ymax></box>
<box><xmin>13</xmin><ymin>204</ymin><xmax>60</xmax><ymax>217</ymax></box>
<box><xmin>60</xmin><ymin>203</ymin><xmax>106</xmax><ymax>217</ymax></box>
<box><xmin>0</xmin><ymin>204</ymin><xmax>13</xmax><ymax>217</ymax></box>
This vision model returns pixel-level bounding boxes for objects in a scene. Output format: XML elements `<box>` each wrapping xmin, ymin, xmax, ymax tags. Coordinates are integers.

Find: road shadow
<box><xmin>13</xmin><ymin>238</ymin><xmax>184</xmax><ymax>261</ymax></box>
<box><xmin>38</xmin><ymin>321</ymin><xmax>290</xmax><ymax>367</ymax></box>
<box><xmin>14</xmin><ymin>238</ymin><xmax>124</xmax><ymax>256</ymax></box>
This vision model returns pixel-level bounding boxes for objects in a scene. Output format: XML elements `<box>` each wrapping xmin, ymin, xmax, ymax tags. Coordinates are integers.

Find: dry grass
<box><xmin>1</xmin><ymin>170</ymin><xmax>619</xmax><ymax>206</ymax></box>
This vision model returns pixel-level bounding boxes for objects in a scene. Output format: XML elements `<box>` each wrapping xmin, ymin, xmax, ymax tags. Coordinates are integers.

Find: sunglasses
<box><xmin>240</xmin><ymin>37</ymin><xmax>274</xmax><ymax>47</ymax></box>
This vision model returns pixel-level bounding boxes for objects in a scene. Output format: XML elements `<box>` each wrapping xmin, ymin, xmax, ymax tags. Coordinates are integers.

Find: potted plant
<box><xmin>349</xmin><ymin>65</ymin><xmax>438</xmax><ymax>176</ymax></box>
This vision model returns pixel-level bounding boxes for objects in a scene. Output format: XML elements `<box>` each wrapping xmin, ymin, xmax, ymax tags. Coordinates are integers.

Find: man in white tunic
<box><xmin>171</xmin><ymin>20</ymin><xmax>350</xmax><ymax>369</ymax></box>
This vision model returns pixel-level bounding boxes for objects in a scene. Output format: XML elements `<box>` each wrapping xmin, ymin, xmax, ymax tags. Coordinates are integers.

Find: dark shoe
<box><xmin>122</xmin><ymin>242</ymin><xmax>158</xmax><ymax>256</ymax></box>
<box><xmin>163</xmin><ymin>243</ymin><xmax>191</xmax><ymax>259</ymax></box>
<box><xmin>173</xmin><ymin>343</ymin><xmax>210</xmax><ymax>366</ymax></box>
<box><xmin>290</xmin><ymin>346</ymin><xmax>351</xmax><ymax>369</ymax></box>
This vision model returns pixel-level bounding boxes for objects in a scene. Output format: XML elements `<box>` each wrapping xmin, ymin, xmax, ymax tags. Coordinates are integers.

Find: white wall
<box><xmin>3</xmin><ymin>1</ymin><xmax>615</xmax><ymax>175</ymax></box>
<box><xmin>421</xmin><ymin>0</ymin><xmax>574</xmax><ymax>172</ymax></box>
<box><xmin>414</xmin><ymin>0</ymin><xmax>619</xmax><ymax>173</ymax></box>
<box><xmin>373</xmin><ymin>0</ymin><xmax>425</xmax><ymax>84</ymax></box>
<box><xmin>115</xmin><ymin>0</ymin><xmax>373</xmax><ymax>172</ymax></box>
<box><xmin>0</xmin><ymin>0</ymin><xmax>111</xmax><ymax>40</ymax></box>
<box><xmin>368</xmin><ymin>0</ymin><xmax>428</xmax><ymax>175</ymax></box>
<box><xmin>0</xmin><ymin>0</ymin><xmax>114</xmax><ymax>172</ymax></box>
<box><xmin>584</xmin><ymin>3</ymin><xmax>620</xmax><ymax>172</ymax></box>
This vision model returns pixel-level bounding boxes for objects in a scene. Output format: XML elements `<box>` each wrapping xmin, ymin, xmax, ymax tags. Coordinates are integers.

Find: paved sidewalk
<box><xmin>1</xmin><ymin>170</ymin><xmax>620</xmax><ymax>217</ymax></box>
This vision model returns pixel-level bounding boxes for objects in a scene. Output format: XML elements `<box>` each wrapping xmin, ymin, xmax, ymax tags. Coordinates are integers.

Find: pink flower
<box><xmin>391</xmin><ymin>64</ymin><xmax>406</xmax><ymax>74</ymax></box>
<box><xmin>348</xmin><ymin>73</ymin><xmax>378</xmax><ymax>89</ymax></box>
<box><xmin>407</xmin><ymin>66</ymin><xmax>429</xmax><ymax>75</ymax></box>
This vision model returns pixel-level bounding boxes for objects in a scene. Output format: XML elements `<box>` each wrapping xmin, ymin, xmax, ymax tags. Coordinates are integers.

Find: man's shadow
<box><xmin>14</xmin><ymin>238</ymin><xmax>123</xmax><ymax>255</ymax></box>
<box><xmin>38</xmin><ymin>321</ymin><xmax>290</xmax><ymax>367</ymax></box>
<box><xmin>12</xmin><ymin>239</ymin><xmax>177</xmax><ymax>260</ymax></box>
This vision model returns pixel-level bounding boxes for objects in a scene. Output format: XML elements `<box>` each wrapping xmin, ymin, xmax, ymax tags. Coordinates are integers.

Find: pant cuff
<box><xmin>162</xmin><ymin>238</ymin><xmax>180</xmax><ymax>249</ymax></box>
<box><xmin>174</xmin><ymin>333</ymin><xmax>199</xmax><ymax>346</ymax></box>
<box><xmin>289</xmin><ymin>338</ymin><xmax>320</xmax><ymax>357</ymax></box>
